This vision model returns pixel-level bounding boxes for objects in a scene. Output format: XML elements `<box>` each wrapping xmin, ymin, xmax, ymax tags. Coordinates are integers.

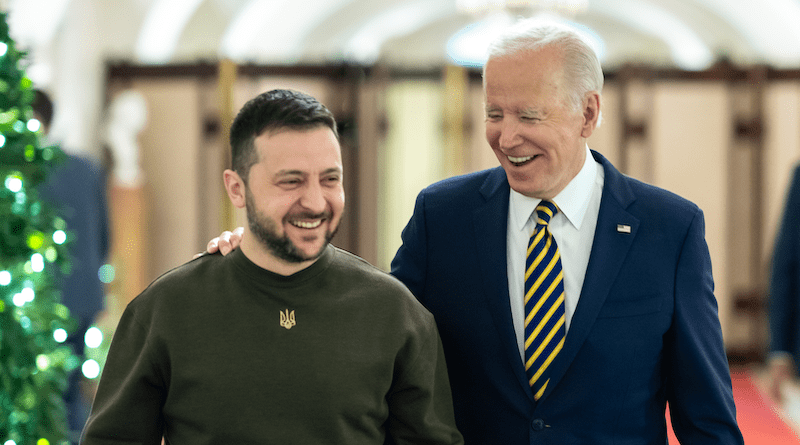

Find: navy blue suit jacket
<box><xmin>391</xmin><ymin>150</ymin><xmax>743</xmax><ymax>444</ymax></box>
<box><xmin>770</xmin><ymin>163</ymin><xmax>800</xmax><ymax>371</ymax></box>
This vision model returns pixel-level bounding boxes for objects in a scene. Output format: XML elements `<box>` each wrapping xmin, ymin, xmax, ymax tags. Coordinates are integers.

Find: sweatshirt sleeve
<box><xmin>385</xmin><ymin>318</ymin><xmax>464</xmax><ymax>445</ymax></box>
<box><xmin>80</xmin><ymin>301</ymin><xmax>166</xmax><ymax>445</ymax></box>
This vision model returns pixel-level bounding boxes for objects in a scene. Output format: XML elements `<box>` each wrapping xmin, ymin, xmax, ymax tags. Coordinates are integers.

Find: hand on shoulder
<box><xmin>193</xmin><ymin>226</ymin><xmax>244</xmax><ymax>258</ymax></box>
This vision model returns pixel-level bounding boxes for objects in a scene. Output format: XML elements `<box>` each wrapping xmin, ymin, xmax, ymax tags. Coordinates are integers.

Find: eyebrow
<box><xmin>321</xmin><ymin>167</ymin><xmax>343</xmax><ymax>176</ymax></box>
<box><xmin>520</xmin><ymin>107</ymin><xmax>545</xmax><ymax>116</ymax></box>
<box><xmin>274</xmin><ymin>167</ymin><xmax>342</xmax><ymax>177</ymax></box>
<box><xmin>485</xmin><ymin>102</ymin><xmax>544</xmax><ymax>112</ymax></box>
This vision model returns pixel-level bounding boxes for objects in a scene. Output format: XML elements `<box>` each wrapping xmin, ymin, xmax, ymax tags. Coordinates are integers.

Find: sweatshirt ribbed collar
<box><xmin>229</xmin><ymin>244</ymin><xmax>335</xmax><ymax>288</ymax></box>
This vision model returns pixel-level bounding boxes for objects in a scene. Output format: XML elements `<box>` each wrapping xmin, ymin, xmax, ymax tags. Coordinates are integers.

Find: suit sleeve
<box><xmin>665</xmin><ymin>209</ymin><xmax>744</xmax><ymax>444</ymax></box>
<box><xmin>391</xmin><ymin>191</ymin><xmax>429</xmax><ymax>302</ymax></box>
<box><xmin>80</xmin><ymin>304</ymin><xmax>166</xmax><ymax>445</ymax></box>
<box><xmin>385</xmin><ymin>318</ymin><xmax>464</xmax><ymax>445</ymax></box>
<box><xmin>769</xmin><ymin>165</ymin><xmax>800</xmax><ymax>356</ymax></box>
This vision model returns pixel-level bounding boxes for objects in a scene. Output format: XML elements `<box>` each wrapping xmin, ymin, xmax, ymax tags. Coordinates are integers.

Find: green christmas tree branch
<box><xmin>0</xmin><ymin>11</ymin><xmax>77</xmax><ymax>445</ymax></box>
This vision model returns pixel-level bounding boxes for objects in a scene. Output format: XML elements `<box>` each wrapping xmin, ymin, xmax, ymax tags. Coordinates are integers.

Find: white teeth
<box><xmin>292</xmin><ymin>220</ymin><xmax>322</xmax><ymax>229</ymax></box>
<box><xmin>508</xmin><ymin>155</ymin><xmax>533</xmax><ymax>163</ymax></box>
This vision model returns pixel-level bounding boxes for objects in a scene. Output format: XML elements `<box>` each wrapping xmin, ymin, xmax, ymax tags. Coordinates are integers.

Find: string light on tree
<box><xmin>84</xmin><ymin>326</ymin><xmax>103</xmax><ymax>349</ymax></box>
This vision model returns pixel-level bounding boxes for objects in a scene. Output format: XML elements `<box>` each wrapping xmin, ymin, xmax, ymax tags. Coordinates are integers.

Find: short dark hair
<box><xmin>32</xmin><ymin>89</ymin><xmax>54</xmax><ymax>129</ymax></box>
<box><xmin>229</xmin><ymin>89</ymin><xmax>338</xmax><ymax>183</ymax></box>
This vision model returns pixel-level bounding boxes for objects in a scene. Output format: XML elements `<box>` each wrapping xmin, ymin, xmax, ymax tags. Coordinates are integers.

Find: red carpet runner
<box><xmin>668</xmin><ymin>368</ymin><xmax>800</xmax><ymax>444</ymax></box>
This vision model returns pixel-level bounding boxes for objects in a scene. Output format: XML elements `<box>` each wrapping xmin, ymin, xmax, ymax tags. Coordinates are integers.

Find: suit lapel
<box><xmin>472</xmin><ymin>168</ymin><xmax>534</xmax><ymax>398</ymax></box>
<box><xmin>536</xmin><ymin>151</ymin><xmax>639</xmax><ymax>404</ymax></box>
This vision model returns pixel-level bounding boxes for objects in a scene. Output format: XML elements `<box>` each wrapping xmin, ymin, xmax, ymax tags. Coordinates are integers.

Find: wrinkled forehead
<box><xmin>484</xmin><ymin>44</ymin><xmax>565</xmax><ymax>77</ymax></box>
<box><xmin>483</xmin><ymin>51</ymin><xmax>570</xmax><ymax>105</ymax></box>
<box><xmin>255</xmin><ymin>126</ymin><xmax>342</xmax><ymax>169</ymax></box>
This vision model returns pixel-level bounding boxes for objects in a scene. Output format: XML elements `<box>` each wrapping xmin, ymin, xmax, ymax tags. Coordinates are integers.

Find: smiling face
<box><xmin>484</xmin><ymin>46</ymin><xmax>599</xmax><ymax>199</ymax></box>
<box><xmin>225</xmin><ymin>125</ymin><xmax>344</xmax><ymax>274</ymax></box>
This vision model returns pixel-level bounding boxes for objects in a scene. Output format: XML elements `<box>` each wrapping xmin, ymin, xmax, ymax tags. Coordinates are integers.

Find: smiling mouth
<box><xmin>507</xmin><ymin>154</ymin><xmax>538</xmax><ymax>166</ymax></box>
<box><xmin>290</xmin><ymin>219</ymin><xmax>323</xmax><ymax>229</ymax></box>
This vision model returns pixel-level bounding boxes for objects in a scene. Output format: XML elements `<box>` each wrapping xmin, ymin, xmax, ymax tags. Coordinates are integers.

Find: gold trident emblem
<box><xmin>280</xmin><ymin>309</ymin><xmax>296</xmax><ymax>330</ymax></box>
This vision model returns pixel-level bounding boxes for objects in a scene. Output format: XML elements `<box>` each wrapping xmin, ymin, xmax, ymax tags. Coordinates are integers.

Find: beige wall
<box><xmin>106</xmin><ymin>70</ymin><xmax>800</xmax><ymax>355</ymax></box>
<box><xmin>132</xmin><ymin>79</ymin><xmax>203</xmax><ymax>281</ymax></box>
<box><xmin>651</xmin><ymin>82</ymin><xmax>733</xmax><ymax>339</ymax></box>
<box><xmin>378</xmin><ymin>80</ymin><xmax>445</xmax><ymax>270</ymax></box>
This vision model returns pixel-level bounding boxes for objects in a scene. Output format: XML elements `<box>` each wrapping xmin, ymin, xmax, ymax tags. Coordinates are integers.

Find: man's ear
<box><xmin>580</xmin><ymin>92</ymin><xmax>601</xmax><ymax>138</ymax></box>
<box><xmin>223</xmin><ymin>169</ymin><xmax>247</xmax><ymax>209</ymax></box>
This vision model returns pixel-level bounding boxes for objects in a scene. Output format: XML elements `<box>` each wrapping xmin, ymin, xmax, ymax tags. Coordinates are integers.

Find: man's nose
<box><xmin>300</xmin><ymin>181</ymin><xmax>326</xmax><ymax>213</ymax></box>
<box><xmin>498</xmin><ymin>119</ymin><xmax>523</xmax><ymax>150</ymax></box>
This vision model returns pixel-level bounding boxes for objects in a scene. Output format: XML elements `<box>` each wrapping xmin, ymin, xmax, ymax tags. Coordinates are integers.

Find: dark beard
<box><xmin>245</xmin><ymin>189</ymin><xmax>338</xmax><ymax>263</ymax></box>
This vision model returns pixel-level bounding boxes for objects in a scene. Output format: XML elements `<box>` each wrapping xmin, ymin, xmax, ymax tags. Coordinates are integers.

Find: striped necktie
<box><xmin>524</xmin><ymin>200</ymin><xmax>566</xmax><ymax>400</ymax></box>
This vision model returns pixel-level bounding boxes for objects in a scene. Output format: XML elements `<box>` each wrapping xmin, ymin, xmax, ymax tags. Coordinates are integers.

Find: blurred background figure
<box><xmin>32</xmin><ymin>89</ymin><xmax>110</xmax><ymax>444</ymax></box>
<box><xmin>768</xmin><ymin>164</ymin><xmax>800</xmax><ymax>404</ymax></box>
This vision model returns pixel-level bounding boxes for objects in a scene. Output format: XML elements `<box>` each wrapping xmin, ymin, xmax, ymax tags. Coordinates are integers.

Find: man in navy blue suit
<box><xmin>208</xmin><ymin>18</ymin><xmax>743</xmax><ymax>444</ymax></box>
<box><xmin>768</xmin><ymin>163</ymin><xmax>800</xmax><ymax>402</ymax></box>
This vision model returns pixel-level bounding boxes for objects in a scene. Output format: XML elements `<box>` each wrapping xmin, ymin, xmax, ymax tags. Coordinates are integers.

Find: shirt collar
<box><xmin>510</xmin><ymin>144</ymin><xmax>597</xmax><ymax>232</ymax></box>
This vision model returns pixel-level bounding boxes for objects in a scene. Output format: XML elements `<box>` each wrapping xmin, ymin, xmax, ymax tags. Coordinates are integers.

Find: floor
<box><xmin>668</xmin><ymin>366</ymin><xmax>800</xmax><ymax>444</ymax></box>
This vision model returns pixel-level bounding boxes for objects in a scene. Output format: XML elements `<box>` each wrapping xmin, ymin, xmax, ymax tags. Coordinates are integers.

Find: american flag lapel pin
<box><xmin>617</xmin><ymin>224</ymin><xmax>631</xmax><ymax>234</ymax></box>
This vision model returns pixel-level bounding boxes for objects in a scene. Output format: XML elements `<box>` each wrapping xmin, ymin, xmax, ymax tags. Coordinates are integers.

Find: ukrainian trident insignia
<box><xmin>280</xmin><ymin>309</ymin><xmax>296</xmax><ymax>330</ymax></box>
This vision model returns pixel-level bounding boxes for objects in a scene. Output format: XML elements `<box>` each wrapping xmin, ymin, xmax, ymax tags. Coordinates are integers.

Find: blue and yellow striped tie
<box><xmin>524</xmin><ymin>200</ymin><xmax>566</xmax><ymax>400</ymax></box>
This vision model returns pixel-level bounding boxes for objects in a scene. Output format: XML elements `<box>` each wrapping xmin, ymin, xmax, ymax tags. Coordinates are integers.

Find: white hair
<box><xmin>484</xmin><ymin>18</ymin><xmax>604</xmax><ymax>118</ymax></box>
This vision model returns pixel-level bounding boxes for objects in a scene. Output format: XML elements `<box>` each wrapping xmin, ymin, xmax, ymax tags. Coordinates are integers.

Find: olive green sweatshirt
<box><xmin>81</xmin><ymin>245</ymin><xmax>463</xmax><ymax>445</ymax></box>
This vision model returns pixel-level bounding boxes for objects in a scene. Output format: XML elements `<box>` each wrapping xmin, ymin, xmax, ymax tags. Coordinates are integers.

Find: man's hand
<box><xmin>193</xmin><ymin>226</ymin><xmax>244</xmax><ymax>258</ymax></box>
<box><xmin>767</xmin><ymin>355</ymin><xmax>795</xmax><ymax>403</ymax></box>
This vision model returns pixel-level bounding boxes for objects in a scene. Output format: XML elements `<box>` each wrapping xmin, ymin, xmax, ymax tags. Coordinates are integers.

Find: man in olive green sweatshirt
<box><xmin>80</xmin><ymin>89</ymin><xmax>463</xmax><ymax>445</ymax></box>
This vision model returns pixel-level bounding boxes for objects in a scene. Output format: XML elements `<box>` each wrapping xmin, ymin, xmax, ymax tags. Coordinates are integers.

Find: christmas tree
<box><xmin>0</xmin><ymin>11</ymin><xmax>76</xmax><ymax>445</ymax></box>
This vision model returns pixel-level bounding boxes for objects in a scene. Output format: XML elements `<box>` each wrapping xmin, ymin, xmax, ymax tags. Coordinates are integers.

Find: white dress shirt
<box><xmin>506</xmin><ymin>145</ymin><xmax>605</xmax><ymax>360</ymax></box>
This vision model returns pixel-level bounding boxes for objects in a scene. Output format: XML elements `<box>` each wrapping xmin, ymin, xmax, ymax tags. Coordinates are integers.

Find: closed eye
<box><xmin>521</xmin><ymin>116</ymin><xmax>541</xmax><ymax>122</ymax></box>
<box><xmin>486</xmin><ymin>112</ymin><xmax>503</xmax><ymax>121</ymax></box>
<box><xmin>277</xmin><ymin>178</ymin><xmax>303</xmax><ymax>189</ymax></box>
<box><xmin>323</xmin><ymin>175</ymin><xmax>341</xmax><ymax>186</ymax></box>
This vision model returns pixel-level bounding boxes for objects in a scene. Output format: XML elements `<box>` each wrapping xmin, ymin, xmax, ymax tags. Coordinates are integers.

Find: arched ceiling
<box><xmin>4</xmin><ymin>0</ymin><xmax>800</xmax><ymax>158</ymax></box>
<box><xmin>7</xmin><ymin>0</ymin><xmax>800</xmax><ymax>75</ymax></box>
